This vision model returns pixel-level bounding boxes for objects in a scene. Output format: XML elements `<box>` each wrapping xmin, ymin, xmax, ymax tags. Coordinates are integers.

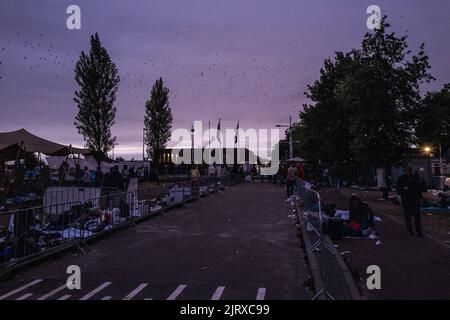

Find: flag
<box><xmin>217</xmin><ymin>118</ymin><xmax>221</xmax><ymax>144</ymax></box>
<box><xmin>234</xmin><ymin>121</ymin><xmax>239</xmax><ymax>144</ymax></box>
<box><xmin>208</xmin><ymin>121</ymin><xmax>211</xmax><ymax>147</ymax></box>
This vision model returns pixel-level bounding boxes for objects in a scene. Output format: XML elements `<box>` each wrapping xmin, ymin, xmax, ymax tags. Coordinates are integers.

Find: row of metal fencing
<box><xmin>294</xmin><ymin>179</ymin><xmax>356</xmax><ymax>300</ymax></box>
<box><xmin>0</xmin><ymin>175</ymin><xmax>234</xmax><ymax>273</ymax></box>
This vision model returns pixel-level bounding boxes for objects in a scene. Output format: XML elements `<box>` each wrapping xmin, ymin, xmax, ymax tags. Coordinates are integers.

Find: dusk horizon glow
<box><xmin>1</xmin><ymin>0</ymin><xmax>450</xmax><ymax>159</ymax></box>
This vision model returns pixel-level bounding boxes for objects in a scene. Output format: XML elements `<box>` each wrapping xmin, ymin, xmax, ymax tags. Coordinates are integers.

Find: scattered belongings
<box><xmin>421</xmin><ymin>190</ymin><xmax>450</xmax><ymax>213</ymax></box>
<box><xmin>321</xmin><ymin>195</ymin><xmax>379</xmax><ymax>243</ymax></box>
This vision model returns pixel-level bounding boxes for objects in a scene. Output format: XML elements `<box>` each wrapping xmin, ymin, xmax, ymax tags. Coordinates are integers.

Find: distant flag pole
<box><xmin>208</xmin><ymin>121</ymin><xmax>211</xmax><ymax>147</ymax></box>
<box><xmin>217</xmin><ymin>118</ymin><xmax>221</xmax><ymax>146</ymax></box>
<box><xmin>234</xmin><ymin>121</ymin><xmax>239</xmax><ymax>145</ymax></box>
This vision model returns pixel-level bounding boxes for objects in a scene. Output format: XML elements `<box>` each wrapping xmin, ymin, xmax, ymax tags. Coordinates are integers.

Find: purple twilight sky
<box><xmin>1</xmin><ymin>0</ymin><xmax>450</xmax><ymax>159</ymax></box>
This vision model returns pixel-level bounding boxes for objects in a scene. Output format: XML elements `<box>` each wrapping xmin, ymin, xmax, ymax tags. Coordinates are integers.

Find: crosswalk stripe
<box><xmin>123</xmin><ymin>283</ymin><xmax>148</xmax><ymax>300</ymax></box>
<box><xmin>101</xmin><ymin>296</ymin><xmax>112</xmax><ymax>300</ymax></box>
<box><xmin>37</xmin><ymin>284</ymin><xmax>67</xmax><ymax>300</ymax></box>
<box><xmin>79</xmin><ymin>282</ymin><xmax>112</xmax><ymax>300</ymax></box>
<box><xmin>256</xmin><ymin>288</ymin><xmax>266</xmax><ymax>300</ymax></box>
<box><xmin>0</xmin><ymin>279</ymin><xmax>43</xmax><ymax>300</ymax></box>
<box><xmin>16</xmin><ymin>293</ymin><xmax>33</xmax><ymax>300</ymax></box>
<box><xmin>166</xmin><ymin>284</ymin><xmax>187</xmax><ymax>300</ymax></box>
<box><xmin>211</xmin><ymin>286</ymin><xmax>225</xmax><ymax>300</ymax></box>
<box><xmin>58</xmin><ymin>294</ymin><xmax>71</xmax><ymax>300</ymax></box>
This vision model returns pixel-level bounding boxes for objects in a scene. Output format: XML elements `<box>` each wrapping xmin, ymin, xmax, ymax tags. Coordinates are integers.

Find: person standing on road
<box><xmin>286</xmin><ymin>163</ymin><xmax>297</xmax><ymax>198</ymax></box>
<box><xmin>191</xmin><ymin>165</ymin><xmax>201</xmax><ymax>190</ymax></box>
<box><xmin>397</xmin><ymin>166</ymin><xmax>423</xmax><ymax>237</ymax></box>
<box><xmin>296</xmin><ymin>163</ymin><xmax>305</xmax><ymax>181</ymax></box>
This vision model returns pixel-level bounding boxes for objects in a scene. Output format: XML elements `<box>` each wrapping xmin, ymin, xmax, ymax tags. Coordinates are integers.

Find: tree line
<box><xmin>73</xmin><ymin>33</ymin><xmax>173</xmax><ymax>167</ymax></box>
<box><xmin>286</xmin><ymin>17</ymin><xmax>449</xmax><ymax>185</ymax></box>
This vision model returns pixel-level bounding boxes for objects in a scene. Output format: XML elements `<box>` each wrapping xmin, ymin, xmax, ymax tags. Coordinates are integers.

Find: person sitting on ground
<box><xmin>323</xmin><ymin>203</ymin><xmax>337</xmax><ymax>217</ymax></box>
<box><xmin>349</xmin><ymin>194</ymin><xmax>375</xmax><ymax>231</ymax></box>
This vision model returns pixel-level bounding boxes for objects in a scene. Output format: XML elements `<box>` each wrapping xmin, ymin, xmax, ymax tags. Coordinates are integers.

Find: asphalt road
<box><xmin>0</xmin><ymin>183</ymin><xmax>311</xmax><ymax>300</ymax></box>
<box><xmin>320</xmin><ymin>187</ymin><xmax>450</xmax><ymax>299</ymax></box>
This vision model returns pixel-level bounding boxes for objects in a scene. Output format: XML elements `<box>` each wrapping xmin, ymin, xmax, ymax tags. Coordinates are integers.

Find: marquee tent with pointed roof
<box><xmin>0</xmin><ymin>128</ymin><xmax>89</xmax><ymax>161</ymax></box>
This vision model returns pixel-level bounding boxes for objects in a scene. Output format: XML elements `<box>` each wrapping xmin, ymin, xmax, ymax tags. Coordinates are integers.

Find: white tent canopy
<box><xmin>46</xmin><ymin>155</ymin><xmax>116</xmax><ymax>171</ymax></box>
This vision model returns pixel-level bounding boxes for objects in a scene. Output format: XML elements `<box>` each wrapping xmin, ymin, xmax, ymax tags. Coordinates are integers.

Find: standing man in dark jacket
<box><xmin>397</xmin><ymin>167</ymin><xmax>423</xmax><ymax>236</ymax></box>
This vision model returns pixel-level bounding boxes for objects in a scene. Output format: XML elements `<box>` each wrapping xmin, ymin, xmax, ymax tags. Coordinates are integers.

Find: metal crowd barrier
<box><xmin>43</xmin><ymin>187</ymin><xmax>118</xmax><ymax>212</ymax></box>
<box><xmin>294</xmin><ymin>178</ymin><xmax>340</xmax><ymax>300</ymax></box>
<box><xmin>0</xmin><ymin>175</ymin><xmax>234</xmax><ymax>272</ymax></box>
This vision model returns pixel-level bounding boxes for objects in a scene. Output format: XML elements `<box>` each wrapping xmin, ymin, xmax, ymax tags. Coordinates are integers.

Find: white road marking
<box><xmin>166</xmin><ymin>284</ymin><xmax>187</xmax><ymax>300</ymax></box>
<box><xmin>37</xmin><ymin>284</ymin><xmax>67</xmax><ymax>300</ymax></box>
<box><xmin>16</xmin><ymin>293</ymin><xmax>33</xmax><ymax>300</ymax></box>
<box><xmin>123</xmin><ymin>283</ymin><xmax>148</xmax><ymax>300</ymax></box>
<box><xmin>144</xmin><ymin>298</ymin><xmax>153</xmax><ymax>300</ymax></box>
<box><xmin>58</xmin><ymin>294</ymin><xmax>71</xmax><ymax>300</ymax></box>
<box><xmin>101</xmin><ymin>296</ymin><xmax>112</xmax><ymax>300</ymax></box>
<box><xmin>0</xmin><ymin>279</ymin><xmax>43</xmax><ymax>300</ymax></box>
<box><xmin>79</xmin><ymin>282</ymin><xmax>112</xmax><ymax>300</ymax></box>
<box><xmin>256</xmin><ymin>288</ymin><xmax>266</xmax><ymax>300</ymax></box>
<box><xmin>211</xmin><ymin>286</ymin><xmax>225</xmax><ymax>300</ymax></box>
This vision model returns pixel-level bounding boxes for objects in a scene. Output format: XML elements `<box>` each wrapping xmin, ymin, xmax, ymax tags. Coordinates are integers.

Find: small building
<box><xmin>157</xmin><ymin>147</ymin><xmax>260</xmax><ymax>166</ymax></box>
<box><xmin>391</xmin><ymin>149</ymin><xmax>449</xmax><ymax>188</ymax></box>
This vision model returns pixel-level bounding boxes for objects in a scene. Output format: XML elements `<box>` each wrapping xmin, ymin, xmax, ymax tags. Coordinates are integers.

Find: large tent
<box><xmin>0</xmin><ymin>128</ymin><xmax>89</xmax><ymax>161</ymax></box>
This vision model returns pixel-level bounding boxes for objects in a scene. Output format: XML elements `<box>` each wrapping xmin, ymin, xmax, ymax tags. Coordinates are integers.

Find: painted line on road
<box><xmin>101</xmin><ymin>296</ymin><xmax>112</xmax><ymax>300</ymax></box>
<box><xmin>167</xmin><ymin>284</ymin><xmax>187</xmax><ymax>300</ymax></box>
<box><xmin>0</xmin><ymin>279</ymin><xmax>43</xmax><ymax>300</ymax></box>
<box><xmin>211</xmin><ymin>286</ymin><xmax>225</xmax><ymax>300</ymax></box>
<box><xmin>16</xmin><ymin>293</ymin><xmax>33</xmax><ymax>300</ymax></box>
<box><xmin>58</xmin><ymin>294</ymin><xmax>71</xmax><ymax>300</ymax></box>
<box><xmin>37</xmin><ymin>284</ymin><xmax>67</xmax><ymax>300</ymax></box>
<box><xmin>256</xmin><ymin>288</ymin><xmax>266</xmax><ymax>300</ymax></box>
<box><xmin>123</xmin><ymin>283</ymin><xmax>148</xmax><ymax>300</ymax></box>
<box><xmin>79</xmin><ymin>282</ymin><xmax>112</xmax><ymax>300</ymax></box>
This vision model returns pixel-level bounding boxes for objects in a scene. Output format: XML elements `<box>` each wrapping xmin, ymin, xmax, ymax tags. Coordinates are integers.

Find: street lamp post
<box><xmin>276</xmin><ymin>115</ymin><xmax>294</xmax><ymax>159</ymax></box>
<box><xmin>142</xmin><ymin>128</ymin><xmax>146</xmax><ymax>161</ymax></box>
<box><xmin>191</xmin><ymin>125</ymin><xmax>195</xmax><ymax>165</ymax></box>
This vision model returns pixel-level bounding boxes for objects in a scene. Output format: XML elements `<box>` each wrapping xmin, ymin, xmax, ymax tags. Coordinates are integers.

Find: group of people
<box><xmin>57</xmin><ymin>162</ymin><xmax>148</xmax><ymax>189</ymax></box>
<box><xmin>286</xmin><ymin>162</ymin><xmax>307</xmax><ymax>197</ymax></box>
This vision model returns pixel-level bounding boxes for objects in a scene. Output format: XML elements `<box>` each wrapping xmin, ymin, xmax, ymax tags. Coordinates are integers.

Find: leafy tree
<box><xmin>144</xmin><ymin>77</ymin><xmax>173</xmax><ymax>170</ymax></box>
<box><xmin>296</xmin><ymin>17</ymin><xmax>433</xmax><ymax>185</ymax></box>
<box><xmin>336</xmin><ymin>17</ymin><xmax>433</xmax><ymax>170</ymax></box>
<box><xmin>298</xmin><ymin>52</ymin><xmax>355</xmax><ymax>165</ymax></box>
<box><xmin>74</xmin><ymin>33</ymin><xmax>120</xmax><ymax>156</ymax></box>
<box><xmin>416</xmin><ymin>84</ymin><xmax>450</xmax><ymax>157</ymax></box>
